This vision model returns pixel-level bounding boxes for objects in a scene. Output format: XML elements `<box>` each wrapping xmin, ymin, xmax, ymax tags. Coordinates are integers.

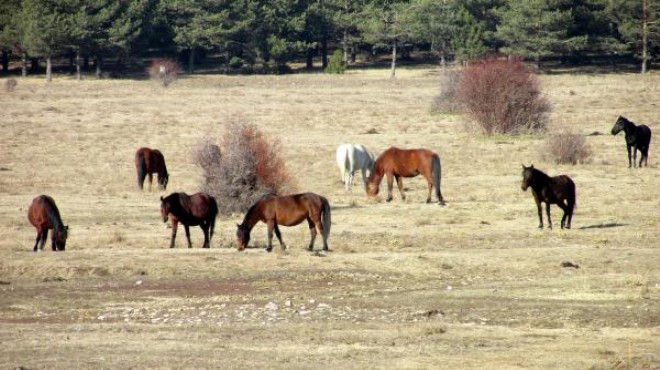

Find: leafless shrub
<box><xmin>4</xmin><ymin>78</ymin><xmax>17</xmax><ymax>92</ymax></box>
<box><xmin>431</xmin><ymin>69</ymin><xmax>462</xmax><ymax>113</ymax></box>
<box><xmin>543</xmin><ymin>128</ymin><xmax>591</xmax><ymax>165</ymax></box>
<box><xmin>147</xmin><ymin>58</ymin><xmax>179</xmax><ymax>87</ymax></box>
<box><xmin>454</xmin><ymin>57</ymin><xmax>551</xmax><ymax>135</ymax></box>
<box><xmin>193</xmin><ymin>119</ymin><xmax>297</xmax><ymax>215</ymax></box>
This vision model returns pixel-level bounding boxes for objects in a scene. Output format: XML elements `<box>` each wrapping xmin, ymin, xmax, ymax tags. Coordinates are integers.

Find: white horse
<box><xmin>336</xmin><ymin>144</ymin><xmax>376</xmax><ymax>191</ymax></box>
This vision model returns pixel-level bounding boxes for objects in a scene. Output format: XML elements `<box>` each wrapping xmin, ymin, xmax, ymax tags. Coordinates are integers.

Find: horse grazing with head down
<box><xmin>336</xmin><ymin>143</ymin><xmax>375</xmax><ymax>191</ymax></box>
<box><xmin>366</xmin><ymin>147</ymin><xmax>445</xmax><ymax>205</ymax></box>
<box><xmin>28</xmin><ymin>195</ymin><xmax>68</xmax><ymax>251</ymax></box>
<box><xmin>160</xmin><ymin>192</ymin><xmax>218</xmax><ymax>248</ymax></box>
<box><xmin>135</xmin><ymin>147</ymin><xmax>169</xmax><ymax>191</ymax></box>
<box><xmin>236</xmin><ymin>193</ymin><xmax>331</xmax><ymax>252</ymax></box>
<box><xmin>521</xmin><ymin>164</ymin><xmax>576</xmax><ymax>229</ymax></box>
<box><xmin>611</xmin><ymin>116</ymin><xmax>652</xmax><ymax>168</ymax></box>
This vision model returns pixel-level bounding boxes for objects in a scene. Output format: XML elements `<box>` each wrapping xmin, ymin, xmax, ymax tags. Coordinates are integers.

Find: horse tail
<box><xmin>135</xmin><ymin>151</ymin><xmax>146</xmax><ymax>189</ymax></box>
<box><xmin>431</xmin><ymin>153</ymin><xmax>445</xmax><ymax>204</ymax></box>
<box><xmin>321</xmin><ymin>196</ymin><xmax>331</xmax><ymax>239</ymax></box>
<box><xmin>209</xmin><ymin>196</ymin><xmax>218</xmax><ymax>240</ymax></box>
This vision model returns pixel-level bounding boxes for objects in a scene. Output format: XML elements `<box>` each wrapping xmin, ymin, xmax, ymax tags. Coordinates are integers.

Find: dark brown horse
<box><xmin>236</xmin><ymin>193</ymin><xmax>331</xmax><ymax>252</ymax></box>
<box><xmin>160</xmin><ymin>192</ymin><xmax>218</xmax><ymax>248</ymax></box>
<box><xmin>366</xmin><ymin>147</ymin><xmax>445</xmax><ymax>205</ymax></box>
<box><xmin>611</xmin><ymin>116</ymin><xmax>652</xmax><ymax>168</ymax></box>
<box><xmin>27</xmin><ymin>195</ymin><xmax>68</xmax><ymax>251</ymax></box>
<box><xmin>521</xmin><ymin>165</ymin><xmax>576</xmax><ymax>229</ymax></box>
<box><xmin>135</xmin><ymin>147</ymin><xmax>169</xmax><ymax>191</ymax></box>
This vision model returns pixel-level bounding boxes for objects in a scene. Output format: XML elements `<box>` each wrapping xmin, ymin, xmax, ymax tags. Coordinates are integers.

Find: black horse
<box><xmin>160</xmin><ymin>192</ymin><xmax>218</xmax><ymax>248</ymax></box>
<box><xmin>611</xmin><ymin>116</ymin><xmax>652</xmax><ymax>168</ymax></box>
<box><xmin>521</xmin><ymin>165</ymin><xmax>576</xmax><ymax>229</ymax></box>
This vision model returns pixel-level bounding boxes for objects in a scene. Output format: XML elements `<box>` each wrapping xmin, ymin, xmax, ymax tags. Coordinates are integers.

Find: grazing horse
<box><xmin>611</xmin><ymin>116</ymin><xmax>652</xmax><ymax>168</ymax></box>
<box><xmin>160</xmin><ymin>192</ymin><xmax>218</xmax><ymax>248</ymax></box>
<box><xmin>236</xmin><ymin>193</ymin><xmax>331</xmax><ymax>252</ymax></box>
<box><xmin>135</xmin><ymin>147</ymin><xmax>169</xmax><ymax>191</ymax></box>
<box><xmin>366</xmin><ymin>147</ymin><xmax>445</xmax><ymax>205</ymax></box>
<box><xmin>27</xmin><ymin>195</ymin><xmax>68</xmax><ymax>251</ymax></box>
<box><xmin>521</xmin><ymin>164</ymin><xmax>576</xmax><ymax>229</ymax></box>
<box><xmin>336</xmin><ymin>143</ymin><xmax>376</xmax><ymax>191</ymax></box>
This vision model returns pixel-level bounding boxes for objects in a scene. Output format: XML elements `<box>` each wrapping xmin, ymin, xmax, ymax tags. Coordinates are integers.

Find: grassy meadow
<box><xmin>0</xmin><ymin>66</ymin><xmax>658</xmax><ymax>369</ymax></box>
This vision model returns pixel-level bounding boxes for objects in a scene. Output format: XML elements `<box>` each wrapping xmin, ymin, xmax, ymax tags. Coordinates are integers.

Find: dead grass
<box><xmin>0</xmin><ymin>69</ymin><xmax>658</xmax><ymax>369</ymax></box>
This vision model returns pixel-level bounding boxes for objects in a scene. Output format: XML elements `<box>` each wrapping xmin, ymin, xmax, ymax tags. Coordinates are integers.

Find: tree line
<box><xmin>0</xmin><ymin>0</ymin><xmax>658</xmax><ymax>80</ymax></box>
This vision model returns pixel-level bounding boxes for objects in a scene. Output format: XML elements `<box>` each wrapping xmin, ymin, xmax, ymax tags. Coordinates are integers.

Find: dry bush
<box><xmin>544</xmin><ymin>128</ymin><xmax>591</xmax><ymax>165</ymax></box>
<box><xmin>4</xmin><ymin>78</ymin><xmax>17</xmax><ymax>92</ymax></box>
<box><xmin>454</xmin><ymin>57</ymin><xmax>550</xmax><ymax>135</ymax></box>
<box><xmin>431</xmin><ymin>69</ymin><xmax>461</xmax><ymax>113</ymax></box>
<box><xmin>193</xmin><ymin>120</ymin><xmax>297</xmax><ymax>215</ymax></box>
<box><xmin>147</xmin><ymin>58</ymin><xmax>179</xmax><ymax>87</ymax></box>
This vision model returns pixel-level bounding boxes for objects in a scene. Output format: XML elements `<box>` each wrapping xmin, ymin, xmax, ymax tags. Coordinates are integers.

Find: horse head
<box><xmin>55</xmin><ymin>225</ymin><xmax>68</xmax><ymax>251</ymax></box>
<box><xmin>236</xmin><ymin>224</ymin><xmax>250</xmax><ymax>251</ymax></box>
<box><xmin>521</xmin><ymin>164</ymin><xmax>534</xmax><ymax>191</ymax></box>
<box><xmin>160</xmin><ymin>196</ymin><xmax>170</xmax><ymax>222</ymax></box>
<box><xmin>611</xmin><ymin>116</ymin><xmax>628</xmax><ymax>136</ymax></box>
<box><xmin>159</xmin><ymin>172</ymin><xmax>169</xmax><ymax>190</ymax></box>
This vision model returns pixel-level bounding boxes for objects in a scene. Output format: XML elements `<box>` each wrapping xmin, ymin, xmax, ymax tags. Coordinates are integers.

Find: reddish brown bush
<box><xmin>193</xmin><ymin>120</ymin><xmax>297</xmax><ymax>215</ymax></box>
<box><xmin>454</xmin><ymin>58</ymin><xmax>550</xmax><ymax>134</ymax></box>
<box><xmin>544</xmin><ymin>128</ymin><xmax>591</xmax><ymax>165</ymax></box>
<box><xmin>147</xmin><ymin>58</ymin><xmax>179</xmax><ymax>87</ymax></box>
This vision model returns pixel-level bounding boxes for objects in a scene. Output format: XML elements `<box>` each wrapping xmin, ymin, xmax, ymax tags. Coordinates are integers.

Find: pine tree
<box><xmin>359</xmin><ymin>0</ymin><xmax>410</xmax><ymax>78</ymax></box>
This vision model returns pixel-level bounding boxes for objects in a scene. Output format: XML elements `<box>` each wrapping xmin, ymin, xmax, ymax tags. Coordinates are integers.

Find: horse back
<box><xmin>180</xmin><ymin>192</ymin><xmax>217</xmax><ymax>223</ymax></box>
<box><xmin>269</xmin><ymin>193</ymin><xmax>321</xmax><ymax>226</ymax></box>
<box><xmin>379</xmin><ymin>147</ymin><xmax>434</xmax><ymax>177</ymax></box>
<box><xmin>548</xmin><ymin>175</ymin><xmax>575</xmax><ymax>202</ymax></box>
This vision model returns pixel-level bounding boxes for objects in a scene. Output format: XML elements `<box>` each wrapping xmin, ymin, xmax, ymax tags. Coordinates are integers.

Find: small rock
<box><xmin>284</xmin><ymin>300</ymin><xmax>292</xmax><ymax>307</ymax></box>
<box><xmin>265</xmin><ymin>302</ymin><xmax>278</xmax><ymax>311</ymax></box>
<box><xmin>561</xmin><ymin>261</ymin><xmax>580</xmax><ymax>269</ymax></box>
<box><xmin>135</xmin><ymin>280</ymin><xmax>143</xmax><ymax>286</ymax></box>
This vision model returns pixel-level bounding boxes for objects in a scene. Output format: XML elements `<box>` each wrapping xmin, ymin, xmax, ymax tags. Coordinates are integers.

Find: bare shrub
<box><xmin>431</xmin><ymin>69</ymin><xmax>461</xmax><ymax>113</ymax></box>
<box><xmin>193</xmin><ymin>120</ymin><xmax>297</xmax><ymax>215</ymax></box>
<box><xmin>147</xmin><ymin>58</ymin><xmax>179</xmax><ymax>87</ymax></box>
<box><xmin>454</xmin><ymin>57</ymin><xmax>551</xmax><ymax>135</ymax></box>
<box><xmin>4</xmin><ymin>78</ymin><xmax>17</xmax><ymax>92</ymax></box>
<box><xmin>544</xmin><ymin>128</ymin><xmax>591</xmax><ymax>165</ymax></box>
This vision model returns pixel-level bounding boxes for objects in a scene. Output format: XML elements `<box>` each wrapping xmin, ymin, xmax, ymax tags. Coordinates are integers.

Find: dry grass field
<box><xmin>0</xmin><ymin>66</ymin><xmax>658</xmax><ymax>369</ymax></box>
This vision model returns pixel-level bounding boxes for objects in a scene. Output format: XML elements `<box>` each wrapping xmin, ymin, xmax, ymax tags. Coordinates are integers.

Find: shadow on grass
<box><xmin>578</xmin><ymin>222</ymin><xmax>627</xmax><ymax>230</ymax></box>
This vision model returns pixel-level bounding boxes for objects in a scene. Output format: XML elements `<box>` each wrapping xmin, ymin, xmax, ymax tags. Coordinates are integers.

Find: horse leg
<box><xmin>546</xmin><ymin>203</ymin><xmax>553</xmax><ymax>229</ymax></box>
<box><xmin>558</xmin><ymin>202</ymin><xmax>568</xmax><ymax>229</ymax></box>
<box><xmin>632</xmin><ymin>145</ymin><xmax>638</xmax><ymax>168</ymax></box>
<box><xmin>627</xmin><ymin>145</ymin><xmax>632</xmax><ymax>168</ymax></box>
<box><xmin>306</xmin><ymin>218</ymin><xmax>318</xmax><ymax>251</ymax></box>
<box><xmin>170</xmin><ymin>219</ymin><xmax>178</xmax><ymax>248</ymax></box>
<box><xmin>148</xmin><ymin>173</ymin><xmax>154</xmax><ymax>191</ymax></box>
<box><xmin>266</xmin><ymin>221</ymin><xmax>276</xmax><ymax>252</ymax></box>
<box><xmin>184</xmin><ymin>225</ymin><xmax>192</xmax><ymax>248</ymax></box>
<box><xmin>395</xmin><ymin>175</ymin><xmax>406</xmax><ymax>201</ymax></box>
<box><xmin>426</xmin><ymin>180</ymin><xmax>433</xmax><ymax>203</ymax></box>
<box><xmin>535</xmin><ymin>201</ymin><xmax>543</xmax><ymax>229</ymax></box>
<box><xmin>385</xmin><ymin>174</ymin><xmax>394</xmax><ymax>202</ymax></box>
<box><xmin>40</xmin><ymin>229</ymin><xmax>49</xmax><ymax>250</ymax></box>
<box><xmin>201</xmin><ymin>223</ymin><xmax>210</xmax><ymax>248</ymax></box>
<box><xmin>33</xmin><ymin>231</ymin><xmax>42</xmax><ymax>252</ymax></box>
<box><xmin>273</xmin><ymin>224</ymin><xmax>286</xmax><ymax>250</ymax></box>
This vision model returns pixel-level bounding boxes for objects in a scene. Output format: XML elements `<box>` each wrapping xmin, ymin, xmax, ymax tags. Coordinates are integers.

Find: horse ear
<box><xmin>160</xmin><ymin>196</ymin><xmax>164</xmax><ymax>201</ymax></box>
<box><xmin>65</xmin><ymin>225</ymin><xmax>69</xmax><ymax>231</ymax></box>
<box><xmin>521</xmin><ymin>164</ymin><xmax>525</xmax><ymax>169</ymax></box>
<box><xmin>530</xmin><ymin>164</ymin><xmax>534</xmax><ymax>169</ymax></box>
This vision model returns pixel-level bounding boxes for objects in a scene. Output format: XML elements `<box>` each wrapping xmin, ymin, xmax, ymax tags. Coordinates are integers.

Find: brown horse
<box><xmin>27</xmin><ymin>195</ymin><xmax>68</xmax><ymax>252</ymax></box>
<box><xmin>236</xmin><ymin>193</ymin><xmax>331</xmax><ymax>252</ymax></box>
<box><xmin>366</xmin><ymin>147</ymin><xmax>445</xmax><ymax>205</ymax></box>
<box><xmin>521</xmin><ymin>164</ymin><xmax>576</xmax><ymax>229</ymax></box>
<box><xmin>160</xmin><ymin>192</ymin><xmax>218</xmax><ymax>248</ymax></box>
<box><xmin>135</xmin><ymin>147</ymin><xmax>169</xmax><ymax>191</ymax></box>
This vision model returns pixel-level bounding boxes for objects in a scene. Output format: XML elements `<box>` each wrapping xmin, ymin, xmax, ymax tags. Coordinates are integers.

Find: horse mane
<box><xmin>531</xmin><ymin>167</ymin><xmax>551</xmax><ymax>182</ymax></box>
<box><xmin>240</xmin><ymin>193</ymin><xmax>273</xmax><ymax>226</ymax></box>
<box><xmin>43</xmin><ymin>196</ymin><xmax>64</xmax><ymax>230</ymax></box>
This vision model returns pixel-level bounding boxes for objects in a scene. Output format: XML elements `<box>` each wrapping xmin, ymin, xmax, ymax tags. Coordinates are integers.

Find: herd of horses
<box><xmin>27</xmin><ymin>116</ymin><xmax>652</xmax><ymax>252</ymax></box>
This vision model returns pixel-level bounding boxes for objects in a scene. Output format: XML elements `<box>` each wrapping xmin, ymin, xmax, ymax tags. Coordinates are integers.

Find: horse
<box><xmin>366</xmin><ymin>147</ymin><xmax>445</xmax><ymax>205</ymax></box>
<box><xmin>236</xmin><ymin>193</ymin><xmax>331</xmax><ymax>252</ymax></box>
<box><xmin>27</xmin><ymin>195</ymin><xmax>68</xmax><ymax>251</ymax></box>
<box><xmin>611</xmin><ymin>116</ymin><xmax>652</xmax><ymax>168</ymax></box>
<box><xmin>336</xmin><ymin>144</ymin><xmax>376</xmax><ymax>191</ymax></box>
<box><xmin>521</xmin><ymin>164</ymin><xmax>576</xmax><ymax>229</ymax></box>
<box><xmin>135</xmin><ymin>147</ymin><xmax>169</xmax><ymax>191</ymax></box>
<box><xmin>160</xmin><ymin>192</ymin><xmax>218</xmax><ymax>248</ymax></box>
